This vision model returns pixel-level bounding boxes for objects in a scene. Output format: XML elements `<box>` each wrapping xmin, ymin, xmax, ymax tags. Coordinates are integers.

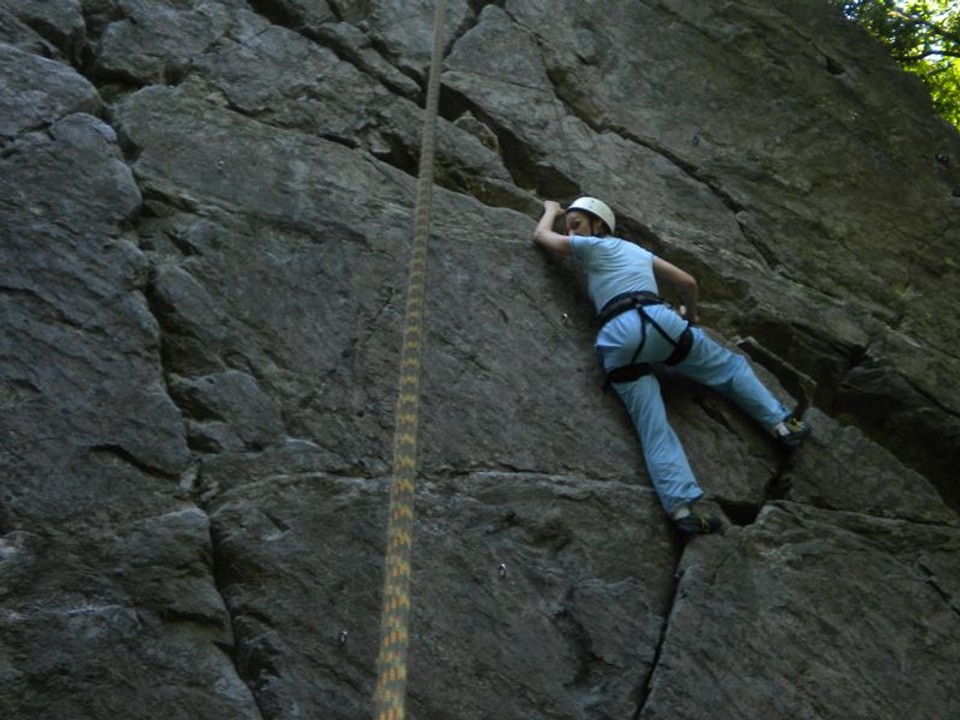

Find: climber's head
<box><xmin>565</xmin><ymin>196</ymin><xmax>615</xmax><ymax>237</ymax></box>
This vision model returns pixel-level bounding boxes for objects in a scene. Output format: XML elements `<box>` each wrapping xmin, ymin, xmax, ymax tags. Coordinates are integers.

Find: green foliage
<box><xmin>832</xmin><ymin>0</ymin><xmax>960</xmax><ymax>129</ymax></box>
<box><xmin>907</xmin><ymin>56</ymin><xmax>960</xmax><ymax>127</ymax></box>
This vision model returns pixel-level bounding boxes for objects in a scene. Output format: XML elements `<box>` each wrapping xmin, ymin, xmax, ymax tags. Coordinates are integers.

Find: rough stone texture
<box><xmin>644</xmin><ymin>502</ymin><xmax>960</xmax><ymax>720</ymax></box>
<box><xmin>1</xmin><ymin>1</ymin><xmax>958</xmax><ymax>719</ymax></box>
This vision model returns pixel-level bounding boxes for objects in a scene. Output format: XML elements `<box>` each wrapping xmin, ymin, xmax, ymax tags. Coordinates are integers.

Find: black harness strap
<box><xmin>594</xmin><ymin>290</ymin><xmax>664</xmax><ymax>327</ymax></box>
<box><xmin>596</xmin><ymin>291</ymin><xmax>694</xmax><ymax>390</ymax></box>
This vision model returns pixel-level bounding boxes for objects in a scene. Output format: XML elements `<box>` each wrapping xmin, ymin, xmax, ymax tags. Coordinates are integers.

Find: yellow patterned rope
<box><xmin>372</xmin><ymin>2</ymin><xmax>446</xmax><ymax>719</ymax></box>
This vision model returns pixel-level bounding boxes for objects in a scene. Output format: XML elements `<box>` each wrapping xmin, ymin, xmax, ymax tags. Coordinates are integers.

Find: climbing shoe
<box><xmin>675</xmin><ymin>513</ymin><xmax>722</xmax><ymax>536</ymax></box>
<box><xmin>776</xmin><ymin>417</ymin><xmax>811</xmax><ymax>449</ymax></box>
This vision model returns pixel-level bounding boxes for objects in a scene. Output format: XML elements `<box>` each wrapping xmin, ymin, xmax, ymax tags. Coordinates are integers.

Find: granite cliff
<box><xmin>2</xmin><ymin>1</ymin><xmax>959</xmax><ymax>718</ymax></box>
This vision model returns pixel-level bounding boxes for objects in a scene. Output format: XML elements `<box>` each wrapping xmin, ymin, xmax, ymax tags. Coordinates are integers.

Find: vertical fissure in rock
<box><xmin>632</xmin><ymin>563</ymin><xmax>681</xmax><ymax>720</ymax></box>
<box><xmin>206</xmin><ymin>518</ymin><xmax>269</xmax><ymax>720</ymax></box>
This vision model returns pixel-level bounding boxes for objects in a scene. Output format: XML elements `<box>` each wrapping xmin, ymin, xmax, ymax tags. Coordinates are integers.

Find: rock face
<box><xmin>2</xmin><ymin>1</ymin><xmax>959</xmax><ymax>719</ymax></box>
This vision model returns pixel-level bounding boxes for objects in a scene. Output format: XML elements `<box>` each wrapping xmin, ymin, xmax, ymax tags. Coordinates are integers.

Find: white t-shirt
<box><xmin>570</xmin><ymin>234</ymin><xmax>659</xmax><ymax>312</ymax></box>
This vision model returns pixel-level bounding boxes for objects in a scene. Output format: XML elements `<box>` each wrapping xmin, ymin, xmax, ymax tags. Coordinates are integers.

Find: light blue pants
<box><xmin>597</xmin><ymin>305</ymin><xmax>789</xmax><ymax>516</ymax></box>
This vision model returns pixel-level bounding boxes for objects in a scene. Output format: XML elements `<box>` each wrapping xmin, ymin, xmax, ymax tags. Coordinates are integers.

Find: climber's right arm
<box><xmin>532</xmin><ymin>200</ymin><xmax>573</xmax><ymax>256</ymax></box>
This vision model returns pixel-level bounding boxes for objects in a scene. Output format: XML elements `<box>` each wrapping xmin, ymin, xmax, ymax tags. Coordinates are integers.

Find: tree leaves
<box><xmin>833</xmin><ymin>0</ymin><xmax>960</xmax><ymax>128</ymax></box>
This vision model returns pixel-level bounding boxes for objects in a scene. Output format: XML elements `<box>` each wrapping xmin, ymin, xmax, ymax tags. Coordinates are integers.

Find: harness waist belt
<box><xmin>595</xmin><ymin>290</ymin><xmax>666</xmax><ymax>327</ymax></box>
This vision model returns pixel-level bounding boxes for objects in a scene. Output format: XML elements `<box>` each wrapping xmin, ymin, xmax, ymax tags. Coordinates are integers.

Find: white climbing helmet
<box><xmin>566</xmin><ymin>196</ymin><xmax>616</xmax><ymax>234</ymax></box>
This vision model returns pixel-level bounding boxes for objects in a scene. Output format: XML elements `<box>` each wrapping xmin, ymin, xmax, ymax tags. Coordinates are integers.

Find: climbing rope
<box><xmin>372</xmin><ymin>2</ymin><xmax>447</xmax><ymax>719</ymax></box>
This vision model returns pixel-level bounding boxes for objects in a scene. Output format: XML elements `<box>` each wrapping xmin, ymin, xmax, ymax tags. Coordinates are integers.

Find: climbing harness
<box><xmin>371</xmin><ymin>2</ymin><xmax>447</xmax><ymax>720</ymax></box>
<box><xmin>596</xmin><ymin>291</ymin><xmax>693</xmax><ymax>389</ymax></box>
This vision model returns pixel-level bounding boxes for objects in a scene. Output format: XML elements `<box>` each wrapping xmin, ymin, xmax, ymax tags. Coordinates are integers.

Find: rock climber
<box><xmin>532</xmin><ymin>197</ymin><xmax>811</xmax><ymax>535</ymax></box>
